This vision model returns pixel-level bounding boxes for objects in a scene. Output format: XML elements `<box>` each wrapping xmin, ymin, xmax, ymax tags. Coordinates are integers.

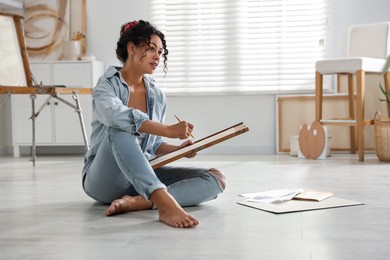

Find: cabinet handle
<box><xmin>46</xmin><ymin>102</ymin><xmax>50</xmax><ymax>105</ymax></box>
<box><xmin>54</xmin><ymin>102</ymin><xmax>59</xmax><ymax>106</ymax></box>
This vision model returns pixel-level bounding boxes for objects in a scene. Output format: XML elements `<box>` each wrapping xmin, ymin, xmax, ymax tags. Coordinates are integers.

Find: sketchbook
<box><xmin>292</xmin><ymin>191</ymin><xmax>333</xmax><ymax>202</ymax></box>
<box><xmin>149</xmin><ymin>122</ymin><xmax>249</xmax><ymax>169</ymax></box>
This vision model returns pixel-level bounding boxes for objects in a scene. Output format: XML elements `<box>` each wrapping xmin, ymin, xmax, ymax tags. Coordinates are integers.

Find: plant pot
<box><xmin>374</xmin><ymin>111</ymin><xmax>390</xmax><ymax>162</ymax></box>
<box><xmin>62</xmin><ymin>40</ymin><xmax>81</xmax><ymax>60</ymax></box>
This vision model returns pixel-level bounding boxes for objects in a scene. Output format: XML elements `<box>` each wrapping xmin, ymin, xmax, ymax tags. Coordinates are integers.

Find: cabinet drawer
<box><xmin>52</xmin><ymin>63</ymin><xmax>93</xmax><ymax>88</ymax></box>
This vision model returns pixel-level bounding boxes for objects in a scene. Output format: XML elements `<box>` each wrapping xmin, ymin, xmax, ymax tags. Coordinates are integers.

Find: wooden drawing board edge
<box><xmin>237</xmin><ymin>197</ymin><xmax>364</xmax><ymax>214</ymax></box>
<box><xmin>150</xmin><ymin>122</ymin><xmax>249</xmax><ymax>169</ymax></box>
<box><xmin>192</xmin><ymin>122</ymin><xmax>245</xmax><ymax>144</ymax></box>
<box><xmin>0</xmin><ymin>86</ymin><xmax>92</xmax><ymax>95</ymax></box>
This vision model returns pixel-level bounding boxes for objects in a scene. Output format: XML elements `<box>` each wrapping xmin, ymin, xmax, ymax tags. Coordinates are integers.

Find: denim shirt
<box><xmin>82</xmin><ymin>66</ymin><xmax>167</xmax><ymax>176</ymax></box>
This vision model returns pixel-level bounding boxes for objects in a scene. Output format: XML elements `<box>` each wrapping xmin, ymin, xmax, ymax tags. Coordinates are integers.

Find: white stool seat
<box><xmin>316</xmin><ymin>57</ymin><xmax>387</xmax><ymax>74</ymax></box>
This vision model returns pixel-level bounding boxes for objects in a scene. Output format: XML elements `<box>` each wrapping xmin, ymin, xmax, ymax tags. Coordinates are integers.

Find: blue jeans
<box><xmin>83</xmin><ymin>128</ymin><xmax>224</xmax><ymax>206</ymax></box>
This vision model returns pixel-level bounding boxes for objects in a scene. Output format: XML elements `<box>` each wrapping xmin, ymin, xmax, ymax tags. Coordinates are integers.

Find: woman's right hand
<box><xmin>167</xmin><ymin>121</ymin><xmax>194</xmax><ymax>139</ymax></box>
<box><xmin>139</xmin><ymin>120</ymin><xmax>194</xmax><ymax>139</ymax></box>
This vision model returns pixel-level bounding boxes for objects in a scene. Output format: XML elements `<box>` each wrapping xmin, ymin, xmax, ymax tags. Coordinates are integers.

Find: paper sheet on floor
<box><xmin>239</xmin><ymin>189</ymin><xmax>303</xmax><ymax>203</ymax></box>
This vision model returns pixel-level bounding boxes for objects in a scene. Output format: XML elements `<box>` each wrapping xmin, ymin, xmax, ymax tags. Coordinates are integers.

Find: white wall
<box><xmin>164</xmin><ymin>94</ymin><xmax>276</xmax><ymax>154</ymax></box>
<box><xmin>86</xmin><ymin>0</ymin><xmax>152</xmax><ymax>68</ymax></box>
<box><xmin>331</xmin><ymin>0</ymin><xmax>390</xmax><ymax>57</ymax></box>
<box><xmin>1</xmin><ymin>0</ymin><xmax>389</xmax><ymax>155</ymax></box>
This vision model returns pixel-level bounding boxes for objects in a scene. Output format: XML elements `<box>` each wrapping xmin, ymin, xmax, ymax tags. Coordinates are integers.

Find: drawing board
<box><xmin>238</xmin><ymin>197</ymin><xmax>363</xmax><ymax>214</ymax></box>
<box><xmin>150</xmin><ymin>122</ymin><xmax>249</xmax><ymax>169</ymax></box>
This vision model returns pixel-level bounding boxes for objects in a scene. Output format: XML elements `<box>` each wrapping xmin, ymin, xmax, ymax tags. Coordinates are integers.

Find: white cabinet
<box><xmin>11</xmin><ymin>60</ymin><xmax>104</xmax><ymax>156</ymax></box>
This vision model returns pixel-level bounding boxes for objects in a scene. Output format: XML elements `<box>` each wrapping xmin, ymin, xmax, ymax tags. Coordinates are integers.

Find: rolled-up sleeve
<box><xmin>150</xmin><ymin>136</ymin><xmax>166</xmax><ymax>156</ymax></box>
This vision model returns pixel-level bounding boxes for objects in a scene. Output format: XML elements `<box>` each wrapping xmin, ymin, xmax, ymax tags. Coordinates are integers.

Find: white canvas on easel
<box><xmin>0</xmin><ymin>15</ymin><xmax>26</xmax><ymax>86</ymax></box>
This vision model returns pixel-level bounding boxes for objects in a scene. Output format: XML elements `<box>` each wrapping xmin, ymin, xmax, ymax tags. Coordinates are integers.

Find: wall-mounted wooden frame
<box><xmin>23</xmin><ymin>0</ymin><xmax>86</xmax><ymax>61</ymax></box>
<box><xmin>69</xmin><ymin>0</ymin><xmax>87</xmax><ymax>55</ymax></box>
<box><xmin>24</xmin><ymin>0</ymin><xmax>70</xmax><ymax>61</ymax></box>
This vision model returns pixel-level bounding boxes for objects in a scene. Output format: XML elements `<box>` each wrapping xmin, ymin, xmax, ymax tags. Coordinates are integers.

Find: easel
<box><xmin>0</xmin><ymin>14</ymin><xmax>91</xmax><ymax>166</ymax></box>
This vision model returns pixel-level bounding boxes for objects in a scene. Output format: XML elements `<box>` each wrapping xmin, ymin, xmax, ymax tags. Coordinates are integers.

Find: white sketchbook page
<box><xmin>150</xmin><ymin>123</ymin><xmax>248</xmax><ymax>168</ymax></box>
<box><xmin>239</xmin><ymin>189</ymin><xmax>303</xmax><ymax>203</ymax></box>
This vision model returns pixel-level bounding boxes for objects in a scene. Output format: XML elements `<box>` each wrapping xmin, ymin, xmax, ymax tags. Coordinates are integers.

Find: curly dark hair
<box><xmin>116</xmin><ymin>20</ymin><xmax>168</xmax><ymax>75</ymax></box>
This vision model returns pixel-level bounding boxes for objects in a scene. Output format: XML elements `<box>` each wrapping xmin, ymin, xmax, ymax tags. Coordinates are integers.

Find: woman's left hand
<box><xmin>179</xmin><ymin>140</ymin><xmax>197</xmax><ymax>158</ymax></box>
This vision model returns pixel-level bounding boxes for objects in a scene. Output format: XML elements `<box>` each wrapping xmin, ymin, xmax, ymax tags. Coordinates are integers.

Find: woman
<box><xmin>82</xmin><ymin>20</ymin><xmax>226</xmax><ymax>228</ymax></box>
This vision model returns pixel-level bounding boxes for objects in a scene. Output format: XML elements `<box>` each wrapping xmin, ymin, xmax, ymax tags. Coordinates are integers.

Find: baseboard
<box><xmin>12</xmin><ymin>146</ymin><xmax>87</xmax><ymax>156</ymax></box>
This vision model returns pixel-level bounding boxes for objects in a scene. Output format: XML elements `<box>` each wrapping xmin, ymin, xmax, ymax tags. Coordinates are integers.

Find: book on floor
<box><xmin>292</xmin><ymin>191</ymin><xmax>334</xmax><ymax>202</ymax></box>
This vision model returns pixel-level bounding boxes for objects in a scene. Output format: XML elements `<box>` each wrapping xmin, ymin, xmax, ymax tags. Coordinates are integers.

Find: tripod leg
<box><xmin>30</xmin><ymin>94</ymin><xmax>37</xmax><ymax>166</ymax></box>
<box><xmin>72</xmin><ymin>91</ymin><xmax>90</xmax><ymax>151</ymax></box>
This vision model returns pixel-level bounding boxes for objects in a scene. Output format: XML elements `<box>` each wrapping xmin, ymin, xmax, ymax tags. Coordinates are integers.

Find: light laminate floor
<box><xmin>0</xmin><ymin>153</ymin><xmax>389</xmax><ymax>260</ymax></box>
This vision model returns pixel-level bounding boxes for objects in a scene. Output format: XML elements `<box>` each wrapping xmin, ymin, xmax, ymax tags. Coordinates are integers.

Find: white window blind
<box><xmin>150</xmin><ymin>0</ymin><xmax>330</xmax><ymax>94</ymax></box>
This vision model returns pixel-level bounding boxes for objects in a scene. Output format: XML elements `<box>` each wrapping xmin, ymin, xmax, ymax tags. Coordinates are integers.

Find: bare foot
<box><xmin>105</xmin><ymin>195</ymin><xmax>153</xmax><ymax>216</ymax></box>
<box><xmin>150</xmin><ymin>189</ymin><xmax>200</xmax><ymax>228</ymax></box>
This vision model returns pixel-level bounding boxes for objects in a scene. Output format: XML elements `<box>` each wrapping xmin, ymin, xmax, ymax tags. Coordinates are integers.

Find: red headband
<box><xmin>124</xmin><ymin>21</ymin><xmax>138</xmax><ymax>33</ymax></box>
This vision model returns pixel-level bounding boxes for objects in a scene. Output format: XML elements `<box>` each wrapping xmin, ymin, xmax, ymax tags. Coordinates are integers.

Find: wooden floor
<box><xmin>0</xmin><ymin>153</ymin><xmax>389</xmax><ymax>260</ymax></box>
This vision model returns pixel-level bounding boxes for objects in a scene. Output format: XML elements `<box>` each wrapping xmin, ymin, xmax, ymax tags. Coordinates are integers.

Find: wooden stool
<box><xmin>315</xmin><ymin>22</ymin><xmax>390</xmax><ymax>161</ymax></box>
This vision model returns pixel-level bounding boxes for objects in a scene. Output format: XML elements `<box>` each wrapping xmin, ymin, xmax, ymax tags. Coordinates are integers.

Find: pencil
<box><xmin>174</xmin><ymin>114</ymin><xmax>195</xmax><ymax>139</ymax></box>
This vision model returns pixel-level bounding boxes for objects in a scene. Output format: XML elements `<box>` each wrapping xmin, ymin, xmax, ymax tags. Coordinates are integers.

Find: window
<box><xmin>151</xmin><ymin>0</ymin><xmax>330</xmax><ymax>94</ymax></box>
